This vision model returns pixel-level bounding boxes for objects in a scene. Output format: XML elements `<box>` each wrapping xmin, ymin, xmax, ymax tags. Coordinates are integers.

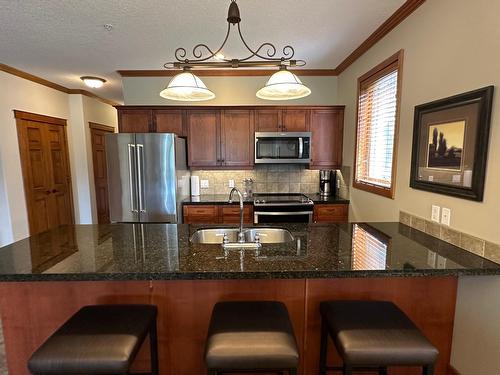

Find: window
<box><xmin>353</xmin><ymin>50</ymin><xmax>403</xmax><ymax>198</ymax></box>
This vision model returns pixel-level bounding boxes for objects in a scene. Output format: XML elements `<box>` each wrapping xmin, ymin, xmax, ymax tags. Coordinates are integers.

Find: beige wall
<box><xmin>123</xmin><ymin>75</ymin><xmax>338</xmax><ymax>105</ymax></box>
<box><xmin>0</xmin><ymin>72</ymin><xmax>117</xmax><ymax>245</ymax></box>
<box><xmin>338</xmin><ymin>0</ymin><xmax>500</xmax><ymax>244</ymax></box>
<box><xmin>337</xmin><ymin>1</ymin><xmax>500</xmax><ymax>374</ymax></box>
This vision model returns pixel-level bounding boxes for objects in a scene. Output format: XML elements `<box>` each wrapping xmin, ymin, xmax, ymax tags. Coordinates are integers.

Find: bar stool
<box><xmin>319</xmin><ymin>300</ymin><xmax>438</xmax><ymax>375</ymax></box>
<box><xmin>28</xmin><ymin>304</ymin><xmax>159</xmax><ymax>375</ymax></box>
<box><xmin>205</xmin><ymin>301</ymin><xmax>299</xmax><ymax>375</ymax></box>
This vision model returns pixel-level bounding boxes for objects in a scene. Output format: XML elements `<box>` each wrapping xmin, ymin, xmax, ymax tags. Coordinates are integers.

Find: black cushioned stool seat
<box><xmin>205</xmin><ymin>301</ymin><xmax>299</xmax><ymax>374</ymax></box>
<box><xmin>28</xmin><ymin>304</ymin><xmax>159</xmax><ymax>375</ymax></box>
<box><xmin>319</xmin><ymin>300</ymin><xmax>439</xmax><ymax>375</ymax></box>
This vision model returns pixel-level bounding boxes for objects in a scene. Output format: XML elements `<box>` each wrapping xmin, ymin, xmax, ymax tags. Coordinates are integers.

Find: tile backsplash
<box><xmin>191</xmin><ymin>165</ymin><xmax>350</xmax><ymax>198</ymax></box>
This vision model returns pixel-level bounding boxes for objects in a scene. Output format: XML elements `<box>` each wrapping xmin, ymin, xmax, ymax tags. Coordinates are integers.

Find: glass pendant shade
<box><xmin>256</xmin><ymin>70</ymin><xmax>311</xmax><ymax>100</ymax></box>
<box><xmin>160</xmin><ymin>72</ymin><xmax>215</xmax><ymax>101</ymax></box>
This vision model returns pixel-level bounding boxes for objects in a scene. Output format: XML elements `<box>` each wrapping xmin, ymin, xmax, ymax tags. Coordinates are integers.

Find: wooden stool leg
<box><xmin>319</xmin><ymin>318</ymin><xmax>328</xmax><ymax>375</ymax></box>
<box><xmin>149</xmin><ymin>321</ymin><xmax>159</xmax><ymax>375</ymax></box>
<box><xmin>423</xmin><ymin>364</ymin><xmax>434</xmax><ymax>375</ymax></box>
<box><xmin>342</xmin><ymin>363</ymin><xmax>352</xmax><ymax>375</ymax></box>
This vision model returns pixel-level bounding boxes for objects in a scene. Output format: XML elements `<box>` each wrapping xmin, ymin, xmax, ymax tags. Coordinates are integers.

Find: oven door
<box><xmin>254</xmin><ymin>207</ymin><xmax>313</xmax><ymax>223</ymax></box>
<box><xmin>255</xmin><ymin>132</ymin><xmax>310</xmax><ymax>164</ymax></box>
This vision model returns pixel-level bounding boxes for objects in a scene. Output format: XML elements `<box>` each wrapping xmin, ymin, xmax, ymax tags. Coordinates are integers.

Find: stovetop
<box><xmin>253</xmin><ymin>193</ymin><xmax>313</xmax><ymax>205</ymax></box>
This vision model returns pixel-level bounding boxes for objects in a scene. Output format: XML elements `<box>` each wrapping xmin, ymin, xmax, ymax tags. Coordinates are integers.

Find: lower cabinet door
<box><xmin>314</xmin><ymin>204</ymin><xmax>348</xmax><ymax>223</ymax></box>
<box><xmin>220</xmin><ymin>205</ymin><xmax>254</xmax><ymax>224</ymax></box>
<box><xmin>183</xmin><ymin>205</ymin><xmax>219</xmax><ymax>224</ymax></box>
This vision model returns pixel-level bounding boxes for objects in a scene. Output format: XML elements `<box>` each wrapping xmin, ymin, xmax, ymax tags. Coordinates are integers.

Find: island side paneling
<box><xmin>0</xmin><ymin>277</ymin><xmax>457</xmax><ymax>375</ymax></box>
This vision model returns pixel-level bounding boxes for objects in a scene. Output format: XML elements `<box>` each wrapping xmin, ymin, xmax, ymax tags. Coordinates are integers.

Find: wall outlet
<box><xmin>228</xmin><ymin>179</ymin><xmax>235</xmax><ymax>188</ymax></box>
<box><xmin>431</xmin><ymin>205</ymin><xmax>441</xmax><ymax>223</ymax></box>
<box><xmin>441</xmin><ymin>207</ymin><xmax>451</xmax><ymax>226</ymax></box>
<box><xmin>200</xmin><ymin>179</ymin><xmax>209</xmax><ymax>188</ymax></box>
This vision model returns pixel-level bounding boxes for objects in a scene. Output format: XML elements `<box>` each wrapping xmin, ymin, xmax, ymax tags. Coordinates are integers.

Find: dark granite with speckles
<box><xmin>0</xmin><ymin>223</ymin><xmax>498</xmax><ymax>282</ymax></box>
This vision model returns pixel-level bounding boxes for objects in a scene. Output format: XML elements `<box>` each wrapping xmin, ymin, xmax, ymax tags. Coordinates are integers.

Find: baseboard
<box><xmin>448</xmin><ymin>364</ymin><xmax>462</xmax><ymax>375</ymax></box>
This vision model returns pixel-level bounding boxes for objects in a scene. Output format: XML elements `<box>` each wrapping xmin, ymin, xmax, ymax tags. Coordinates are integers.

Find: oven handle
<box><xmin>254</xmin><ymin>211</ymin><xmax>313</xmax><ymax>223</ymax></box>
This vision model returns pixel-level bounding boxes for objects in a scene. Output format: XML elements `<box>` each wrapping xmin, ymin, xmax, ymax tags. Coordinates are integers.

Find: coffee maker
<box><xmin>319</xmin><ymin>170</ymin><xmax>337</xmax><ymax>196</ymax></box>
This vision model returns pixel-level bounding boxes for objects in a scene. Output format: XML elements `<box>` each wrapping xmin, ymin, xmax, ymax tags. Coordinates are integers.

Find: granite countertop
<box><xmin>182</xmin><ymin>194</ymin><xmax>349</xmax><ymax>205</ymax></box>
<box><xmin>0</xmin><ymin>222</ymin><xmax>498</xmax><ymax>281</ymax></box>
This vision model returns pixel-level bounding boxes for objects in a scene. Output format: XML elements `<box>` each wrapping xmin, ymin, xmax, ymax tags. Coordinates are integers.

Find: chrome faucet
<box><xmin>228</xmin><ymin>187</ymin><xmax>245</xmax><ymax>243</ymax></box>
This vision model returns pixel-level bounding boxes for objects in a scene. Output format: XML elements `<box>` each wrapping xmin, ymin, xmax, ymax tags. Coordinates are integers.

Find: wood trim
<box><xmin>116</xmin><ymin>105</ymin><xmax>346</xmax><ymax>111</ymax></box>
<box><xmin>352</xmin><ymin>50</ymin><xmax>404</xmax><ymax>199</ymax></box>
<box><xmin>0</xmin><ymin>63</ymin><xmax>120</xmax><ymax>106</ymax></box>
<box><xmin>447</xmin><ymin>364</ymin><xmax>462</xmax><ymax>375</ymax></box>
<box><xmin>334</xmin><ymin>0</ymin><xmax>425</xmax><ymax>74</ymax></box>
<box><xmin>117</xmin><ymin>69</ymin><xmax>338</xmax><ymax>77</ymax></box>
<box><xmin>13</xmin><ymin>110</ymin><xmax>67</xmax><ymax>126</ymax></box>
<box><xmin>89</xmin><ymin>122</ymin><xmax>115</xmax><ymax>132</ymax></box>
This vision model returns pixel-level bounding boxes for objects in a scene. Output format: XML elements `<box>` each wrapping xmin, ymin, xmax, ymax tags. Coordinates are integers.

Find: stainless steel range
<box><xmin>253</xmin><ymin>193</ymin><xmax>314</xmax><ymax>223</ymax></box>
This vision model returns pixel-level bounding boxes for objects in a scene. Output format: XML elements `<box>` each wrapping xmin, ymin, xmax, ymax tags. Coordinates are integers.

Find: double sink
<box><xmin>190</xmin><ymin>227</ymin><xmax>294</xmax><ymax>245</ymax></box>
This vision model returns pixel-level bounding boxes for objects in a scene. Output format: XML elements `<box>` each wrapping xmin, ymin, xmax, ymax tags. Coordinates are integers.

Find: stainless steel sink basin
<box><xmin>190</xmin><ymin>227</ymin><xmax>294</xmax><ymax>244</ymax></box>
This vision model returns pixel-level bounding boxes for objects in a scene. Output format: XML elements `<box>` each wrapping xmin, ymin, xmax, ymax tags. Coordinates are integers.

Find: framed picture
<box><xmin>410</xmin><ymin>86</ymin><xmax>494</xmax><ymax>201</ymax></box>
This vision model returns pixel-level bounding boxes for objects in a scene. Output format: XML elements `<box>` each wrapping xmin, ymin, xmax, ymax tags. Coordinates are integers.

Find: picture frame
<box><xmin>410</xmin><ymin>86</ymin><xmax>494</xmax><ymax>201</ymax></box>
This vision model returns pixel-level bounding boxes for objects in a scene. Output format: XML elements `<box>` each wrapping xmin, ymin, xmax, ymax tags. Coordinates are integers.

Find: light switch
<box><xmin>228</xmin><ymin>179</ymin><xmax>235</xmax><ymax>188</ymax></box>
<box><xmin>441</xmin><ymin>207</ymin><xmax>451</xmax><ymax>226</ymax></box>
<box><xmin>200</xmin><ymin>180</ymin><xmax>209</xmax><ymax>188</ymax></box>
<box><xmin>431</xmin><ymin>205</ymin><xmax>440</xmax><ymax>223</ymax></box>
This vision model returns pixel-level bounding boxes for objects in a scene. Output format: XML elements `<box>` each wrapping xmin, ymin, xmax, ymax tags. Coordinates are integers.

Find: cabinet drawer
<box><xmin>220</xmin><ymin>205</ymin><xmax>254</xmax><ymax>224</ymax></box>
<box><xmin>314</xmin><ymin>204</ymin><xmax>348</xmax><ymax>223</ymax></box>
<box><xmin>183</xmin><ymin>205</ymin><xmax>219</xmax><ymax>224</ymax></box>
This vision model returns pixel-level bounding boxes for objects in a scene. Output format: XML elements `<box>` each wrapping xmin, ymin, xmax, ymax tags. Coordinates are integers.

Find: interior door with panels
<box><xmin>187</xmin><ymin>110</ymin><xmax>220</xmax><ymax>167</ymax></box>
<box><xmin>15</xmin><ymin>111</ymin><xmax>75</xmax><ymax>235</ymax></box>
<box><xmin>221</xmin><ymin>110</ymin><xmax>254</xmax><ymax>167</ymax></box>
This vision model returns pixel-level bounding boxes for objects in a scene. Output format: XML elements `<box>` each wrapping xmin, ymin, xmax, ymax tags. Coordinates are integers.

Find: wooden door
<box><xmin>118</xmin><ymin>109</ymin><xmax>152</xmax><ymax>133</ymax></box>
<box><xmin>90</xmin><ymin>123</ymin><xmax>115</xmax><ymax>224</ymax></box>
<box><xmin>187</xmin><ymin>110</ymin><xmax>220</xmax><ymax>167</ymax></box>
<box><xmin>255</xmin><ymin>109</ymin><xmax>282</xmax><ymax>132</ymax></box>
<box><xmin>221</xmin><ymin>110</ymin><xmax>254</xmax><ymax>167</ymax></box>
<box><xmin>310</xmin><ymin>108</ymin><xmax>344</xmax><ymax>169</ymax></box>
<box><xmin>282</xmin><ymin>109</ymin><xmax>310</xmax><ymax>132</ymax></box>
<box><xmin>15</xmin><ymin>111</ymin><xmax>74</xmax><ymax>235</ymax></box>
<box><xmin>153</xmin><ymin>109</ymin><xmax>186</xmax><ymax>136</ymax></box>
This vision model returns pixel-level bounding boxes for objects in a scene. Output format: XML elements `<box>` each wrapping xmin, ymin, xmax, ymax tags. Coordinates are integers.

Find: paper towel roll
<box><xmin>190</xmin><ymin>176</ymin><xmax>200</xmax><ymax>196</ymax></box>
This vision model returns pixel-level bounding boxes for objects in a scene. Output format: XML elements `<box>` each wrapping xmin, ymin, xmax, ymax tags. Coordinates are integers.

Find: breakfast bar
<box><xmin>0</xmin><ymin>222</ymin><xmax>499</xmax><ymax>375</ymax></box>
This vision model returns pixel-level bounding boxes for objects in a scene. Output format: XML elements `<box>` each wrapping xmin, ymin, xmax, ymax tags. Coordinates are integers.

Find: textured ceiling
<box><xmin>0</xmin><ymin>0</ymin><xmax>405</xmax><ymax>103</ymax></box>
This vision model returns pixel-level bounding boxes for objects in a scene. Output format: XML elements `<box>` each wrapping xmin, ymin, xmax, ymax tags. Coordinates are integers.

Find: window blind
<box><xmin>354</xmin><ymin>60</ymin><xmax>400</xmax><ymax>194</ymax></box>
<box><xmin>351</xmin><ymin>224</ymin><xmax>388</xmax><ymax>270</ymax></box>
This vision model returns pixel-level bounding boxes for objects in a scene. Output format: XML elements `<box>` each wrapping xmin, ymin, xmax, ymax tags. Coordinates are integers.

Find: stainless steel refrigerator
<box><xmin>106</xmin><ymin>133</ymin><xmax>190</xmax><ymax>223</ymax></box>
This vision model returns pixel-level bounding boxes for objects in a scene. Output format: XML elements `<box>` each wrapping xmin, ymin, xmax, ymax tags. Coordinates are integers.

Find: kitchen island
<box><xmin>0</xmin><ymin>222</ymin><xmax>498</xmax><ymax>375</ymax></box>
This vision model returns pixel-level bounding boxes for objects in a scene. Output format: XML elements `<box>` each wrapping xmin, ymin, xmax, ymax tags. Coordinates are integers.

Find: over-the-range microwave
<box><xmin>255</xmin><ymin>132</ymin><xmax>311</xmax><ymax>164</ymax></box>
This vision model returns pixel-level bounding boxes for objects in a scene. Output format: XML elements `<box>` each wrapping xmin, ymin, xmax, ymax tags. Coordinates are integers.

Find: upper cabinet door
<box><xmin>187</xmin><ymin>110</ymin><xmax>220</xmax><ymax>167</ymax></box>
<box><xmin>255</xmin><ymin>109</ymin><xmax>282</xmax><ymax>132</ymax></box>
<box><xmin>154</xmin><ymin>109</ymin><xmax>186</xmax><ymax>136</ymax></box>
<box><xmin>310</xmin><ymin>108</ymin><xmax>344</xmax><ymax>169</ymax></box>
<box><xmin>221</xmin><ymin>110</ymin><xmax>254</xmax><ymax>167</ymax></box>
<box><xmin>118</xmin><ymin>109</ymin><xmax>152</xmax><ymax>133</ymax></box>
<box><xmin>282</xmin><ymin>109</ymin><xmax>310</xmax><ymax>132</ymax></box>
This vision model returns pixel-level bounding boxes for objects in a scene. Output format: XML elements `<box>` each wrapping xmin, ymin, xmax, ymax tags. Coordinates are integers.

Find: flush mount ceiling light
<box><xmin>161</xmin><ymin>0</ymin><xmax>310</xmax><ymax>101</ymax></box>
<box><xmin>159</xmin><ymin>70</ymin><xmax>215</xmax><ymax>101</ymax></box>
<box><xmin>80</xmin><ymin>76</ymin><xmax>106</xmax><ymax>88</ymax></box>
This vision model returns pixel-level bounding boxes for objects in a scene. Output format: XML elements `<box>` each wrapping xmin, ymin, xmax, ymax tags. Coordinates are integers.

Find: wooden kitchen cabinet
<box><xmin>187</xmin><ymin>110</ymin><xmax>220</xmax><ymax>167</ymax></box>
<box><xmin>183</xmin><ymin>204</ymin><xmax>254</xmax><ymax>224</ymax></box>
<box><xmin>310</xmin><ymin>108</ymin><xmax>344</xmax><ymax>169</ymax></box>
<box><xmin>221</xmin><ymin>110</ymin><xmax>254</xmax><ymax>167</ymax></box>
<box><xmin>255</xmin><ymin>108</ymin><xmax>309</xmax><ymax>132</ymax></box>
<box><xmin>313</xmin><ymin>203</ymin><xmax>348</xmax><ymax>223</ymax></box>
<box><xmin>154</xmin><ymin>109</ymin><xmax>185</xmax><ymax>136</ymax></box>
<box><xmin>118</xmin><ymin>109</ymin><xmax>152</xmax><ymax>133</ymax></box>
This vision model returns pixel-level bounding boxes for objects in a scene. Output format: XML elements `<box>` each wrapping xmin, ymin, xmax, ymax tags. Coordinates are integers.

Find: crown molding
<box><xmin>117</xmin><ymin>69</ymin><xmax>338</xmax><ymax>77</ymax></box>
<box><xmin>334</xmin><ymin>0</ymin><xmax>426</xmax><ymax>74</ymax></box>
<box><xmin>0</xmin><ymin>63</ymin><xmax>120</xmax><ymax>106</ymax></box>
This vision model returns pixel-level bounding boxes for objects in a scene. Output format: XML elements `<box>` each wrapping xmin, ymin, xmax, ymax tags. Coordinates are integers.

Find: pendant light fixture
<box><xmin>159</xmin><ymin>69</ymin><xmax>215</xmax><ymax>101</ymax></box>
<box><xmin>160</xmin><ymin>0</ymin><xmax>311</xmax><ymax>101</ymax></box>
<box><xmin>256</xmin><ymin>66</ymin><xmax>311</xmax><ymax>100</ymax></box>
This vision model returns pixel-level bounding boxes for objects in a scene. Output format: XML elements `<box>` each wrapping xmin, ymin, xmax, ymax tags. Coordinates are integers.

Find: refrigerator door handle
<box><xmin>127</xmin><ymin>144</ymin><xmax>138</xmax><ymax>213</ymax></box>
<box><xmin>137</xmin><ymin>144</ymin><xmax>146</xmax><ymax>213</ymax></box>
